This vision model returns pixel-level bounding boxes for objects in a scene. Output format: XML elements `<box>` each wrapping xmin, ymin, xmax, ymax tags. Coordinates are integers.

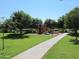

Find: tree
<box><xmin>10</xmin><ymin>11</ymin><xmax>32</xmax><ymax>34</ymax></box>
<box><xmin>2</xmin><ymin>19</ymin><xmax>13</xmax><ymax>32</ymax></box>
<box><xmin>57</xmin><ymin>16</ymin><xmax>64</xmax><ymax>28</ymax></box>
<box><xmin>0</xmin><ymin>22</ymin><xmax>2</xmax><ymax>31</ymax></box>
<box><xmin>57</xmin><ymin>16</ymin><xmax>66</xmax><ymax>32</ymax></box>
<box><xmin>30</xmin><ymin>18</ymin><xmax>43</xmax><ymax>34</ymax></box>
<box><xmin>65</xmin><ymin>7</ymin><xmax>79</xmax><ymax>40</ymax></box>
<box><xmin>44</xmin><ymin>19</ymin><xmax>57</xmax><ymax>29</ymax></box>
<box><xmin>31</xmin><ymin>18</ymin><xmax>42</xmax><ymax>29</ymax></box>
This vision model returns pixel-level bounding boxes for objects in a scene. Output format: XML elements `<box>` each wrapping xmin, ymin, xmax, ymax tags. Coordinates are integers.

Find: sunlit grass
<box><xmin>0</xmin><ymin>33</ymin><xmax>52</xmax><ymax>59</ymax></box>
<box><xmin>43</xmin><ymin>35</ymin><xmax>79</xmax><ymax>59</ymax></box>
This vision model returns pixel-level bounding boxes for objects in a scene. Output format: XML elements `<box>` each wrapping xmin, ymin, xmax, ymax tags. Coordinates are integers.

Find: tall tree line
<box><xmin>1</xmin><ymin>7</ymin><xmax>79</xmax><ymax>36</ymax></box>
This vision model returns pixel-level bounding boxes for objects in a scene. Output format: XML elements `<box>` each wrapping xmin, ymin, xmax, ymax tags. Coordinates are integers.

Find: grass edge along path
<box><xmin>42</xmin><ymin>35</ymin><xmax>79</xmax><ymax>59</ymax></box>
<box><xmin>12</xmin><ymin>33</ymin><xmax>67</xmax><ymax>59</ymax></box>
<box><xmin>0</xmin><ymin>33</ymin><xmax>52</xmax><ymax>59</ymax></box>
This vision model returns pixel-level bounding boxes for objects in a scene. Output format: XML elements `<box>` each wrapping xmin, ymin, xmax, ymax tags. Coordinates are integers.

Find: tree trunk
<box><xmin>74</xmin><ymin>29</ymin><xmax>78</xmax><ymax>40</ymax></box>
<box><xmin>20</xmin><ymin>29</ymin><xmax>22</xmax><ymax>34</ymax></box>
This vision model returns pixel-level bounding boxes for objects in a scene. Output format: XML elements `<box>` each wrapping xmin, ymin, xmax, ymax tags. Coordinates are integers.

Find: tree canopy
<box><xmin>1</xmin><ymin>7</ymin><xmax>79</xmax><ymax>35</ymax></box>
<box><xmin>44</xmin><ymin>19</ymin><xmax>57</xmax><ymax>29</ymax></box>
<box><xmin>65</xmin><ymin>7</ymin><xmax>79</xmax><ymax>40</ymax></box>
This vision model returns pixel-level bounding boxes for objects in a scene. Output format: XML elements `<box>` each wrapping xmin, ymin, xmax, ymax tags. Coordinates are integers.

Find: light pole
<box><xmin>0</xmin><ymin>17</ymin><xmax>5</xmax><ymax>50</ymax></box>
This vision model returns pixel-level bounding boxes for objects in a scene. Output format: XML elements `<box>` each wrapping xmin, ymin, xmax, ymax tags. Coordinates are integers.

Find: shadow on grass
<box><xmin>70</xmin><ymin>39</ymin><xmax>79</xmax><ymax>45</ymax></box>
<box><xmin>68</xmin><ymin>33</ymin><xmax>79</xmax><ymax>45</ymax></box>
<box><xmin>68</xmin><ymin>33</ymin><xmax>79</xmax><ymax>37</ymax></box>
<box><xmin>1</xmin><ymin>34</ymin><xmax>29</xmax><ymax>39</ymax></box>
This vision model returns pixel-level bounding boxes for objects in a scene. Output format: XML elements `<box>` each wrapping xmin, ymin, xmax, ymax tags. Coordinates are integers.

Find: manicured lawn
<box><xmin>0</xmin><ymin>33</ymin><xmax>52</xmax><ymax>59</ymax></box>
<box><xmin>43</xmin><ymin>35</ymin><xmax>79</xmax><ymax>59</ymax></box>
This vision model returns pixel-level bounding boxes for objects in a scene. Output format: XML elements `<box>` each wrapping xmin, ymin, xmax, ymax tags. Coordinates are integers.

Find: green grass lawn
<box><xmin>43</xmin><ymin>35</ymin><xmax>79</xmax><ymax>59</ymax></box>
<box><xmin>0</xmin><ymin>33</ymin><xmax>52</xmax><ymax>59</ymax></box>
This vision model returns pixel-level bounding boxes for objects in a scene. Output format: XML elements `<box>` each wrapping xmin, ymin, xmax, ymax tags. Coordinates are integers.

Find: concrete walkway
<box><xmin>12</xmin><ymin>33</ymin><xmax>68</xmax><ymax>59</ymax></box>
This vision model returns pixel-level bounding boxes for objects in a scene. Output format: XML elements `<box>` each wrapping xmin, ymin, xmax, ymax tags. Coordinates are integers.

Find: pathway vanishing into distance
<box><xmin>12</xmin><ymin>33</ymin><xmax>68</xmax><ymax>59</ymax></box>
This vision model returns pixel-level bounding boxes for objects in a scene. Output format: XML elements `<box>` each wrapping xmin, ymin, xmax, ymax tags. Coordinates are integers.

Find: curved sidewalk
<box><xmin>12</xmin><ymin>33</ymin><xmax>68</xmax><ymax>59</ymax></box>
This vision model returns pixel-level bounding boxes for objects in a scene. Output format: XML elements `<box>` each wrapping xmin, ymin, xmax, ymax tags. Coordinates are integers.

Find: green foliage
<box><xmin>65</xmin><ymin>7</ymin><xmax>79</xmax><ymax>29</ymax></box>
<box><xmin>44</xmin><ymin>19</ymin><xmax>57</xmax><ymax>29</ymax></box>
<box><xmin>57</xmin><ymin>16</ymin><xmax>64</xmax><ymax>28</ymax></box>
<box><xmin>31</xmin><ymin>18</ymin><xmax>42</xmax><ymax>28</ymax></box>
<box><xmin>1</xmin><ymin>7</ymin><xmax>79</xmax><ymax>34</ymax></box>
<box><xmin>65</xmin><ymin>7</ymin><xmax>79</xmax><ymax>40</ymax></box>
<box><xmin>0</xmin><ymin>22</ymin><xmax>2</xmax><ymax>32</ymax></box>
<box><xmin>10</xmin><ymin>11</ymin><xmax>32</xmax><ymax>34</ymax></box>
<box><xmin>1</xmin><ymin>11</ymin><xmax>43</xmax><ymax>34</ymax></box>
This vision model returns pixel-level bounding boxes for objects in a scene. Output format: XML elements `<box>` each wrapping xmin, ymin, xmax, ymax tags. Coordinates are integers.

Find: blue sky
<box><xmin>0</xmin><ymin>0</ymin><xmax>79</xmax><ymax>22</ymax></box>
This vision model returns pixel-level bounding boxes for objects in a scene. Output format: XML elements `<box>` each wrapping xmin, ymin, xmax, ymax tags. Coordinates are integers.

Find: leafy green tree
<box><xmin>57</xmin><ymin>16</ymin><xmax>66</xmax><ymax>32</ymax></box>
<box><xmin>0</xmin><ymin>22</ymin><xmax>2</xmax><ymax>29</ymax></box>
<box><xmin>65</xmin><ymin>7</ymin><xmax>79</xmax><ymax>40</ymax></box>
<box><xmin>1</xmin><ymin>19</ymin><xmax>12</xmax><ymax>32</ymax></box>
<box><xmin>10</xmin><ymin>11</ymin><xmax>32</xmax><ymax>34</ymax></box>
<box><xmin>0</xmin><ymin>22</ymin><xmax>2</xmax><ymax>32</ymax></box>
<box><xmin>57</xmin><ymin>16</ymin><xmax>64</xmax><ymax>28</ymax></box>
<box><xmin>44</xmin><ymin>19</ymin><xmax>57</xmax><ymax>29</ymax></box>
<box><xmin>31</xmin><ymin>18</ymin><xmax>42</xmax><ymax>29</ymax></box>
